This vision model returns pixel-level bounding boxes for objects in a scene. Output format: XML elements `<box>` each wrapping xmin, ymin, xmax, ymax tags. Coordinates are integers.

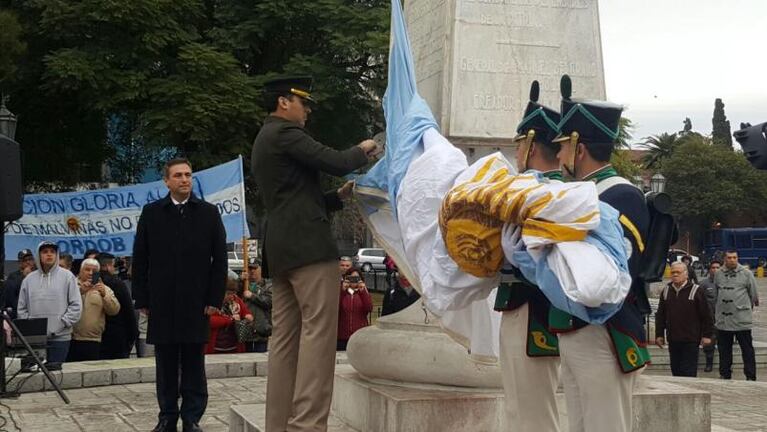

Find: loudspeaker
<box><xmin>0</xmin><ymin>135</ymin><xmax>22</xmax><ymax>221</ymax></box>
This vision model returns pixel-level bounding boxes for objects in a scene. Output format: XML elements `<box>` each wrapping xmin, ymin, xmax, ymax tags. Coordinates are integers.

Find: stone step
<box><xmin>647</xmin><ymin>344</ymin><xmax>767</xmax><ymax>367</ymax></box>
<box><xmin>229</xmin><ymin>403</ymin><xmax>358</xmax><ymax>432</ymax></box>
<box><xmin>2</xmin><ymin>352</ymin><xmax>349</xmax><ymax>394</ymax></box>
<box><xmin>228</xmin><ymin>370</ymin><xmax>714</xmax><ymax>432</ymax></box>
<box><xmin>325</xmin><ymin>365</ymin><xmax>710</xmax><ymax>432</ymax></box>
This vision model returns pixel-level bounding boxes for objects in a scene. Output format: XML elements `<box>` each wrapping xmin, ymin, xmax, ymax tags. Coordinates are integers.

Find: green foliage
<box><xmin>611</xmin><ymin>150</ymin><xmax>641</xmax><ymax>180</ymax></box>
<box><xmin>712</xmin><ymin>98</ymin><xmax>733</xmax><ymax>149</ymax></box>
<box><xmin>0</xmin><ymin>10</ymin><xmax>26</xmax><ymax>84</ymax></box>
<box><xmin>616</xmin><ymin>117</ymin><xmax>634</xmax><ymax>148</ymax></box>
<box><xmin>640</xmin><ymin>132</ymin><xmax>680</xmax><ymax>169</ymax></box>
<box><xmin>660</xmin><ymin>134</ymin><xmax>767</xmax><ymax>224</ymax></box>
<box><xmin>1</xmin><ymin>0</ymin><xmax>390</xmax><ymax>188</ymax></box>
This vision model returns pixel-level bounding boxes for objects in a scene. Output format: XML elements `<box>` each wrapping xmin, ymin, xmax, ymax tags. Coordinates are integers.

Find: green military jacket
<box><xmin>251</xmin><ymin>116</ymin><xmax>368</xmax><ymax>277</ymax></box>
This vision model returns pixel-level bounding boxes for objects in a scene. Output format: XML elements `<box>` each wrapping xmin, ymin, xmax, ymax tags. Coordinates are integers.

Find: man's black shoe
<box><xmin>151</xmin><ymin>419</ymin><xmax>178</xmax><ymax>432</ymax></box>
<box><xmin>704</xmin><ymin>364</ymin><xmax>713</xmax><ymax>373</ymax></box>
<box><xmin>182</xmin><ymin>421</ymin><xmax>203</xmax><ymax>432</ymax></box>
<box><xmin>44</xmin><ymin>362</ymin><xmax>62</xmax><ymax>371</ymax></box>
<box><xmin>720</xmin><ymin>375</ymin><xmax>731</xmax><ymax>380</ymax></box>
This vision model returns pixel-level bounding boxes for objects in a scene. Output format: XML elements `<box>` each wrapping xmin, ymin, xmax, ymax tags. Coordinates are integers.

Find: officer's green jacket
<box><xmin>251</xmin><ymin>116</ymin><xmax>368</xmax><ymax>277</ymax></box>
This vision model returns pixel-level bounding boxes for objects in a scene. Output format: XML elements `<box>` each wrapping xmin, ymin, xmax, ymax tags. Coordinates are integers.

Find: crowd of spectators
<box><xmin>1</xmin><ymin>243</ymin><xmax>276</xmax><ymax>367</ymax></box>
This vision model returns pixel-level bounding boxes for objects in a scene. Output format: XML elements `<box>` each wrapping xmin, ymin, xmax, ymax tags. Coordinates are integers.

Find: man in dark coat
<box><xmin>133</xmin><ymin>158</ymin><xmax>227</xmax><ymax>432</ymax></box>
<box><xmin>2</xmin><ymin>249</ymin><xmax>35</xmax><ymax>318</ymax></box>
<box><xmin>251</xmin><ymin>76</ymin><xmax>378</xmax><ymax>432</ymax></box>
<box><xmin>382</xmin><ymin>272</ymin><xmax>420</xmax><ymax>317</ymax></box>
<box><xmin>98</xmin><ymin>252</ymin><xmax>139</xmax><ymax>359</ymax></box>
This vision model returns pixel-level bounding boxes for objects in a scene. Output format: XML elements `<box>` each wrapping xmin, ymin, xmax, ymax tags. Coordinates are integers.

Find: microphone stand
<box><xmin>0</xmin><ymin>307</ymin><xmax>70</xmax><ymax>403</ymax></box>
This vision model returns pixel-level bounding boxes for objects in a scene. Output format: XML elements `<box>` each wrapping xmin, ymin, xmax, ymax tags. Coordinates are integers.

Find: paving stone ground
<box><xmin>1</xmin><ymin>278</ymin><xmax>765</xmax><ymax>431</ymax></box>
<box><xmin>0</xmin><ymin>377</ymin><xmax>267</xmax><ymax>431</ymax></box>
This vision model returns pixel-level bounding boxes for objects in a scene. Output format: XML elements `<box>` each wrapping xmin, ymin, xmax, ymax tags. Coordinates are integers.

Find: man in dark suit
<box><xmin>133</xmin><ymin>158</ymin><xmax>227</xmax><ymax>432</ymax></box>
<box><xmin>251</xmin><ymin>76</ymin><xmax>378</xmax><ymax>432</ymax></box>
<box><xmin>98</xmin><ymin>252</ymin><xmax>139</xmax><ymax>359</ymax></box>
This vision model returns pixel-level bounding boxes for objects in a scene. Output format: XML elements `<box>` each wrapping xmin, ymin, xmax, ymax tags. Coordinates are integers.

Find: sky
<box><xmin>598</xmin><ymin>0</ymin><xmax>767</xmax><ymax>144</ymax></box>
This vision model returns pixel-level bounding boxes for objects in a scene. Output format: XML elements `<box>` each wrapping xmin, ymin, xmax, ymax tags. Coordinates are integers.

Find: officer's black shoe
<box><xmin>704</xmin><ymin>364</ymin><xmax>713</xmax><ymax>372</ymax></box>
<box><xmin>151</xmin><ymin>419</ymin><xmax>178</xmax><ymax>432</ymax></box>
<box><xmin>182</xmin><ymin>421</ymin><xmax>203</xmax><ymax>432</ymax></box>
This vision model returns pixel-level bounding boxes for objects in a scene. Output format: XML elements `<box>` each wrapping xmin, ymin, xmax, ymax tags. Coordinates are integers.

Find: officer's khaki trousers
<box><xmin>266</xmin><ymin>260</ymin><xmax>340</xmax><ymax>432</ymax></box>
<box><xmin>500</xmin><ymin>304</ymin><xmax>561</xmax><ymax>432</ymax></box>
<box><xmin>558</xmin><ymin>324</ymin><xmax>641</xmax><ymax>432</ymax></box>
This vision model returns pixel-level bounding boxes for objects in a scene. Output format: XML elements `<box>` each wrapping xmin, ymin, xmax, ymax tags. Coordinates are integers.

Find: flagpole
<box><xmin>238</xmin><ymin>155</ymin><xmax>250</xmax><ymax>292</ymax></box>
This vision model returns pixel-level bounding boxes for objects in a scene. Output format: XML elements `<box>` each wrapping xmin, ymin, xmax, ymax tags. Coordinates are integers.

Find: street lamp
<box><xmin>0</xmin><ymin>95</ymin><xmax>17</xmax><ymax>140</ymax></box>
<box><xmin>650</xmin><ymin>173</ymin><xmax>666</xmax><ymax>194</ymax></box>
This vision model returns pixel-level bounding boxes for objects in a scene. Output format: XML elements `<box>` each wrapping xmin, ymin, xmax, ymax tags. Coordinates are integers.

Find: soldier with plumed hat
<box><xmin>550</xmin><ymin>75</ymin><xmax>651</xmax><ymax>432</ymax></box>
<box><xmin>495</xmin><ymin>80</ymin><xmax>563</xmax><ymax>432</ymax></box>
<box><xmin>251</xmin><ymin>76</ymin><xmax>379</xmax><ymax>431</ymax></box>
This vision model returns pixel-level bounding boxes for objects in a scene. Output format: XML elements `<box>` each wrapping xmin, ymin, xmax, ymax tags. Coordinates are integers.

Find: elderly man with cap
<box><xmin>550</xmin><ymin>75</ymin><xmax>650</xmax><ymax>432</ymax></box>
<box><xmin>494</xmin><ymin>81</ymin><xmax>563</xmax><ymax>432</ymax></box>
<box><xmin>251</xmin><ymin>76</ymin><xmax>379</xmax><ymax>431</ymax></box>
<box><xmin>241</xmin><ymin>259</ymin><xmax>272</xmax><ymax>353</ymax></box>
<box><xmin>2</xmin><ymin>249</ymin><xmax>36</xmax><ymax>318</ymax></box>
<box><xmin>17</xmin><ymin>241</ymin><xmax>82</xmax><ymax>365</ymax></box>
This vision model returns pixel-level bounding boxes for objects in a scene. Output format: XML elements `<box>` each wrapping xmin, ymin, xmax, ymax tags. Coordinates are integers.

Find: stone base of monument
<box><xmin>331</xmin><ymin>365</ymin><xmax>711</xmax><ymax>432</ymax></box>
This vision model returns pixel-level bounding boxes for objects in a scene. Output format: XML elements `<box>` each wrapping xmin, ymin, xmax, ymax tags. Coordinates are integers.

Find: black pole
<box><xmin>0</xmin><ymin>218</ymin><xmax>7</xmax><ymax>395</ymax></box>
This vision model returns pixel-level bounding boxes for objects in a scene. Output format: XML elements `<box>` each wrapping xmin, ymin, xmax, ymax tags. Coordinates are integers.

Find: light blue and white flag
<box><xmin>353</xmin><ymin>0</ymin><xmax>501</xmax><ymax>361</ymax></box>
<box><xmin>355</xmin><ymin>0</ymin><xmax>438</xmax><ymax>213</ymax></box>
<box><xmin>4</xmin><ymin>157</ymin><xmax>249</xmax><ymax>257</ymax></box>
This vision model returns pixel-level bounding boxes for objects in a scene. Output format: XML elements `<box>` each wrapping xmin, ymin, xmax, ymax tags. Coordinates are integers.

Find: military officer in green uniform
<box><xmin>251</xmin><ymin>76</ymin><xmax>379</xmax><ymax>432</ymax></box>
<box><xmin>495</xmin><ymin>81</ymin><xmax>562</xmax><ymax>432</ymax></box>
<box><xmin>552</xmin><ymin>75</ymin><xmax>650</xmax><ymax>432</ymax></box>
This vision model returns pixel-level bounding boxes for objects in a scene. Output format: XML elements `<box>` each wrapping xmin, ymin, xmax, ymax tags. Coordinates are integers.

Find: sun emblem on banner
<box><xmin>66</xmin><ymin>216</ymin><xmax>82</xmax><ymax>233</ymax></box>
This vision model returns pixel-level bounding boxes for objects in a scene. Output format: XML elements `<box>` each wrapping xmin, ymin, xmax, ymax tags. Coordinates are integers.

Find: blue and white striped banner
<box><xmin>4</xmin><ymin>157</ymin><xmax>249</xmax><ymax>257</ymax></box>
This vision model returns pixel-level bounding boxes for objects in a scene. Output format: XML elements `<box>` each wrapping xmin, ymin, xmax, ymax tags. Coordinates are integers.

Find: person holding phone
<box><xmin>68</xmin><ymin>258</ymin><xmax>121</xmax><ymax>362</ymax></box>
<box><xmin>337</xmin><ymin>268</ymin><xmax>373</xmax><ymax>351</ymax></box>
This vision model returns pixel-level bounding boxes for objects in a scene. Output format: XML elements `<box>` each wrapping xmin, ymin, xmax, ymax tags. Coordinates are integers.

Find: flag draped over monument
<box><xmin>355</xmin><ymin>0</ymin><xmax>437</xmax><ymax>211</ymax></box>
<box><xmin>354</xmin><ymin>0</ymin><xmax>631</xmax><ymax>361</ymax></box>
<box><xmin>355</xmin><ymin>0</ymin><xmax>501</xmax><ymax>360</ymax></box>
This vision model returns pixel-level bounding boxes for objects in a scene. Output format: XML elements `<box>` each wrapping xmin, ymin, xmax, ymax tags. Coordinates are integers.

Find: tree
<box><xmin>712</xmin><ymin>98</ymin><xmax>733</xmax><ymax>149</ymax></box>
<box><xmin>660</xmin><ymin>134</ymin><xmax>767</xmax><ymax>228</ymax></box>
<box><xmin>616</xmin><ymin>117</ymin><xmax>634</xmax><ymax>148</ymax></box>
<box><xmin>1</xmin><ymin>0</ymin><xmax>389</xmax><ymax>189</ymax></box>
<box><xmin>0</xmin><ymin>10</ymin><xmax>26</xmax><ymax>85</ymax></box>
<box><xmin>640</xmin><ymin>132</ymin><xmax>680</xmax><ymax>169</ymax></box>
<box><xmin>611</xmin><ymin>150</ymin><xmax>641</xmax><ymax>180</ymax></box>
<box><xmin>106</xmin><ymin>113</ymin><xmax>177</xmax><ymax>185</ymax></box>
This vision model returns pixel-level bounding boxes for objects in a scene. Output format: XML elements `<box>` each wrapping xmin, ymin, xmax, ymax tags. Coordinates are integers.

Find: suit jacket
<box><xmin>132</xmin><ymin>193</ymin><xmax>227</xmax><ymax>344</ymax></box>
<box><xmin>251</xmin><ymin>116</ymin><xmax>368</xmax><ymax>277</ymax></box>
<box><xmin>100</xmin><ymin>273</ymin><xmax>139</xmax><ymax>357</ymax></box>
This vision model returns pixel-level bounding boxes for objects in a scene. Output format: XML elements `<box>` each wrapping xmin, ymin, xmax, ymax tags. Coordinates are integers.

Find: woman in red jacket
<box><xmin>206</xmin><ymin>278</ymin><xmax>254</xmax><ymax>354</ymax></box>
<box><xmin>337</xmin><ymin>268</ymin><xmax>373</xmax><ymax>351</ymax></box>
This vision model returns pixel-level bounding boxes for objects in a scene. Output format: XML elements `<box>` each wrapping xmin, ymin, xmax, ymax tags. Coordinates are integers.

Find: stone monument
<box><xmin>405</xmin><ymin>0</ymin><xmax>606</xmax><ymax>163</ymax></box>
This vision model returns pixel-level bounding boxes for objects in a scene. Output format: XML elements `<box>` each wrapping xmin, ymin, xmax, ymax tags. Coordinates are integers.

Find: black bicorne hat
<box><xmin>734</xmin><ymin>122</ymin><xmax>767</xmax><ymax>170</ymax></box>
<box><xmin>515</xmin><ymin>81</ymin><xmax>561</xmax><ymax>145</ymax></box>
<box><xmin>556</xmin><ymin>75</ymin><xmax>623</xmax><ymax>145</ymax></box>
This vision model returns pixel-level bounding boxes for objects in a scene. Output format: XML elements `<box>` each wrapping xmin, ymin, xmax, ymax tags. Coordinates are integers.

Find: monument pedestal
<box><xmin>332</xmin><ymin>365</ymin><xmax>711</xmax><ymax>432</ymax></box>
